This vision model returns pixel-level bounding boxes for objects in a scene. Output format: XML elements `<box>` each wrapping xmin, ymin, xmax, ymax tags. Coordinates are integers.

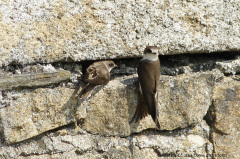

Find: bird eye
<box><xmin>146</xmin><ymin>49</ymin><xmax>152</xmax><ymax>53</ymax></box>
<box><xmin>109</xmin><ymin>63</ymin><xmax>113</xmax><ymax>66</ymax></box>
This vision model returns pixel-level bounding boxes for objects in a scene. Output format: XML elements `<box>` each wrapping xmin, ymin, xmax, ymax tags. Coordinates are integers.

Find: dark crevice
<box><xmin>203</xmin><ymin>101</ymin><xmax>216</xmax><ymax>128</ymax></box>
<box><xmin>1</xmin><ymin>51</ymin><xmax>239</xmax><ymax>82</ymax></box>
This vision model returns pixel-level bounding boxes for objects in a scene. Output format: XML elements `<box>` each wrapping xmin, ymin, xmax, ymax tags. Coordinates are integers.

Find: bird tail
<box><xmin>78</xmin><ymin>83</ymin><xmax>96</xmax><ymax>99</ymax></box>
<box><xmin>154</xmin><ymin>116</ymin><xmax>161</xmax><ymax>129</ymax></box>
<box><xmin>149</xmin><ymin>93</ymin><xmax>161</xmax><ymax>129</ymax></box>
<box><xmin>130</xmin><ymin>93</ymin><xmax>161</xmax><ymax>129</ymax></box>
<box><xmin>153</xmin><ymin>92</ymin><xmax>160</xmax><ymax>129</ymax></box>
<box><xmin>130</xmin><ymin>93</ymin><xmax>149</xmax><ymax>124</ymax></box>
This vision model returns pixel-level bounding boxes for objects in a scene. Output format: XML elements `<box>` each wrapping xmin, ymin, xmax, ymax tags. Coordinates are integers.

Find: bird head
<box><xmin>103</xmin><ymin>60</ymin><xmax>117</xmax><ymax>71</ymax></box>
<box><xmin>143</xmin><ymin>46</ymin><xmax>159</xmax><ymax>60</ymax></box>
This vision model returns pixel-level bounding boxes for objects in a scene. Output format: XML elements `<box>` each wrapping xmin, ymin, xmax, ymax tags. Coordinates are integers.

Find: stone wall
<box><xmin>0</xmin><ymin>0</ymin><xmax>240</xmax><ymax>66</ymax></box>
<box><xmin>0</xmin><ymin>0</ymin><xmax>240</xmax><ymax>158</ymax></box>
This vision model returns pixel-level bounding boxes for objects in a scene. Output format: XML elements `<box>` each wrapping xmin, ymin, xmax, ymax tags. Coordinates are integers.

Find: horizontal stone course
<box><xmin>0</xmin><ymin>0</ymin><xmax>240</xmax><ymax>66</ymax></box>
<box><xmin>0</xmin><ymin>71</ymin><xmax>218</xmax><ymax>144</ymax></box>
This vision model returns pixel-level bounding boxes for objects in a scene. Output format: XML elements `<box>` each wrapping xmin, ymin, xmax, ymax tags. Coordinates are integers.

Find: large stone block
<box><xmin>81</xmin><ymin>76</ymin><xmax>136</xmax><ymax>136</ymax></box>
<box><xmin>0</xmin><ymin>86</ymin><xmax>77</xmax><ymax>144</ymax></box>
<box><xmin>81</xmin><ymin>71</ymin><xmax>215</xmax><ymax>135</ymax></box>
<box><xmin>144</xmin><ymin>72</ymin><xmax>214</xmax><ymax>131</ymax></box>
<box><xmin>212</xmin><ymin>77</ymin><xmax>240</xmax><ymax>134</ymax></box>
<box><xmin>0</xmin><ymin>1</ymin><xmax>240</xmax><ymax>66</ymax></box>
<box><xmin>211</xmin><ymin>132</ymin><xmax>240</xmax><ymax>158</ymax></box>
<box><xmin>209</xmin><ymin>77</ymin><xmax>240</xmax><ymax>158</ymax></box>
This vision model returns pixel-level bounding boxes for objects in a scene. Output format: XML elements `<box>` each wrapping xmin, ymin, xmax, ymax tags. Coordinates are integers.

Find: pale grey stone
<box><xmin>0</xmin><ymin>1</ymin><xmax>240</xmax><ymax>66</ymax></box>
<box><xmin>0</xmin><ymin>70</ymin><xmax>71</xmax><ymax>90</ymax></box>
<box><xmin>132</xmin><ymin>121</ymin><xmax>212</xmax><ymax>158</ymax></box>
<box><xmin>216</xmin><ymin>59</ymin><xmax>240</xmax><ymax>74</ymax></box>
<box><xmin>0</xmin><ymin>121</ymin><xmax>212</xmax><ymax>159</ymax></box>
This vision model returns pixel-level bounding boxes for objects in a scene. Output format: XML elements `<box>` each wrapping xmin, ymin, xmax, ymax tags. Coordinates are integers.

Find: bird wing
<box><xmin>137</xmin><ymin>59</ymin><xmax>160</xmax><ymax>128</ymax></box>
<box><xmin>130</xmin><ymin>92</ymin><xmax>149</xmax><ymax>123</ymax></box>
<box><xmin>79</xmin><ymin>83</ymin><xmax>97</xmax><ymax>99</ymax></box>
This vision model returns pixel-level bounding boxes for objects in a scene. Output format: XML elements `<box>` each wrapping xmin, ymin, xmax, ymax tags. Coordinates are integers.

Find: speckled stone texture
<box><xmin>0</xmin><ymin>71</ymin><xmax>216</xmax><ymax>144</ymax></box>
<box><xmin>1</xmin><ymin>0</ymin><xmax>240</xmax><ymax>158</ymax></box>
<box><xmin>209</xmin><ymin>77</ymin><xmax>240</xmax><ymax>158</ymax></box>
<box><xmin>0</xmin><ymin>121</ymin><xmax>212</xmax><ymax>159</ymax></box>
<box><xmin>0</xmin><ymin>0</ymin><xmax>240</xmax><ymax>66</ymax></box>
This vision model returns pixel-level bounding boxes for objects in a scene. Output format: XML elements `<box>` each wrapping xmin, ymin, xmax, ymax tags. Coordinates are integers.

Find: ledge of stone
<box><xmin>0</xmin><ymin>1</ymin><xmax>240</xmax><ymax>66</ymax></box>
<box><xmin>0</xmin><ymin>70</ymin><xmax>71</xmax><ymax>90</ymax></box>
<box><xmin>216</xmin><ymin>59</ymin><xmax>240</xmax><ymax>74</ymax></box>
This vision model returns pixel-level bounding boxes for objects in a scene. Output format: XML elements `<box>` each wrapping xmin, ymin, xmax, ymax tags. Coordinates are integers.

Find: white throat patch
<box><xmin>102</xmin><ymin>62</ymin><xmax>113</xmax><ymax>72</ymax></box>
<box><xmin>142</xmin><ymin>53</ymin><xmax>158</xmax><ymax>61</ymax></box>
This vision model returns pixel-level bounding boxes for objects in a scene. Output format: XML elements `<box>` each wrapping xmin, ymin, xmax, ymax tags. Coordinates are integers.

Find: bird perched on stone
<box><xmin>79</xmin><ymin>60</ymin><xmax>117</xmax><ymax>99</ymax></box>
<box><xmin>130</xmin><ymin>46</ymin><xmax>161</xmax><ymax>129</ymax></box>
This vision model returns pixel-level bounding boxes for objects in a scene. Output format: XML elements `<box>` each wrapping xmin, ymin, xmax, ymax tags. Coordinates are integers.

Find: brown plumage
<box><xmin>130</xmin><ymin>46</ymin><xmax>161</xmax><ymax>129</ymax></box>
<box><xmin>79</xmin><ymin>60</ymin><xmax>117</xmax><ymax>99</ymax></box>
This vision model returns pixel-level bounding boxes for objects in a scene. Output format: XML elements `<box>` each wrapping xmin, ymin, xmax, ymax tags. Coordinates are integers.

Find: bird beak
<box><xmin>114</xmin><ymin>65</ymin><xmax>118</xmax><ymax>68</ymax></box>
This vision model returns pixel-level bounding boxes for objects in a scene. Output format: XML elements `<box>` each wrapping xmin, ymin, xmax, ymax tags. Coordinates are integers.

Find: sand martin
<box><xmin>79</xmin><ymin>60</ymin><xmax>117</xmax><ymax>99</ymax></box>
<box><xmin>131</xmin><ymin>46</ymin><xmax>161</xmax><ymax>128</ymax></box>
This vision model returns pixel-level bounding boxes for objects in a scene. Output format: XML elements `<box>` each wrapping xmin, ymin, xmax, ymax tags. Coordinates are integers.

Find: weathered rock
<box><xmin>132</xmin><ymin>121</ymin><xmax>212</xmax><ymax>158</ymax></box>
<box><xmin>132</xmin><ymin>147</ymin><xmax>159</xmax><ymax>159</ymax></box>
<box><xmin>82</xmin><ymin>75</ymin><xmax>136</xmax><ymax>136</ymax></box>
<box><xmin>0</xmin><ymin>1</ymin><xmax>240</xmax><ymax>66</ymax></box>
<box><xmin>0</xmin><ymin>86</ymin><xmax>78</xmax><ymax>144</ymax></box>
<box><xmin>0</xmin><ymin>132</ymin><xmax>97</xmax><ymax>158</ymax></box>
<box><xmin>0</xmin><ymin>121</ymin><xmax>212</xmax><ymax>159</ymax></box>
<box><xmin>0</xmin><ymin>70</ymin><xmax>216</xmax><ymax>144</ymax></box>
<box><xmin>216</xmin><ymin>58</ymin><xmax>240</xmax><ymax>74</ymax></box>
<box><xmin>81</xmin><ymin>71</ymin><xmax>216</xmax><ymax>135</ymax></box>
<box><xmin>156</xmin><ymin>72</ymin><xmax>214</xmax><ymax>130</ymax></box>
<box><xmin>212</xmin><ymin>77</ymin><xmax>240</xmax><ymax>134</ymax></box>
<box><xmin>211</xmin><ymin>132</ymin><xmax>239</xmax><ymax>158</ymax></box>
<box><xmin>208</xmin><ymin>77</ymin><xmax>240</xmax><ymax>158</ymax></box>
<box><xmin>0</xmin><ymin>0</ymin><xmax>239</xmax><ymax>156</ymax></box>
<box><xmin>21</xmin><ymin>64</ymin><xmax>60</xmax><ymax>74</ymax></box>
<box><xmin>0</xmin><ymin>70</ymin><xmax>71</xmax><ymax>90</ymax></box>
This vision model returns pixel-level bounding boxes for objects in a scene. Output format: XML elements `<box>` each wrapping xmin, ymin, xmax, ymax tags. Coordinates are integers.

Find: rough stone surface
<box><xmin>211</xmin><ymin>132</ymin><xmax>239</xmax><ymax>159</ymax></box>
<box><xmin>132</xmin><ymin>121</ymin><xmax>212</xmax><ymax>158</ymax></box>
<box><xmin>81</xmin><ymin>75</ymin><xmax>137</xmax><ymax>137</ymax></box>
<box><xmin>0</xmin><ymin>0</ymin><xmax>240</xmax><ymax>66</ymax></box>
<box><xmin>212</xmin><ymin>77</ymin><xmax>240</xmax><ymax>134</ymax></box>
<box><xmin>157</xmin><ymin>72</ymin><xmax>214</xmax><ymax>130</ymax></box>
<box><xmin>0</xmin><ymin>70</ymin><xmax>216</xmax><ymax>144</ymax></box>
<box><xmin>0</xmin><ymin>121</ymin><xmax>212</xmax><ymax>159</ymax></box>
<box><xmin>0</xmin><ymin>86</ymin><xmax>78</xmax><ymax>144</ymax></box>
<box><xmin>1</xmin><ymin>56</ymin><xmax>239</xmax><ymax>158</ymax></box>
<box><xmin>0</xmin><ymin>69</ymin><xmax>71</xmax><ymax>90</ymax></box>
<box><xmin>207</xmin><ymin>77</ymin><xmax>240</xmax><ymax>158</ymax></box>
<box><xmin>216</xmin><ymin>58</ymin><xmax>240</xmax><ymax>74</ymax></box>
<box><xmin>1</xmin><ymin>1</ymin><xmax>240</xmax><ymax>155</ymax></box>
<box><xmin>78</xmin><ymin>71</ymin><xmax>216</xmax><ymax>136</ymax></box>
